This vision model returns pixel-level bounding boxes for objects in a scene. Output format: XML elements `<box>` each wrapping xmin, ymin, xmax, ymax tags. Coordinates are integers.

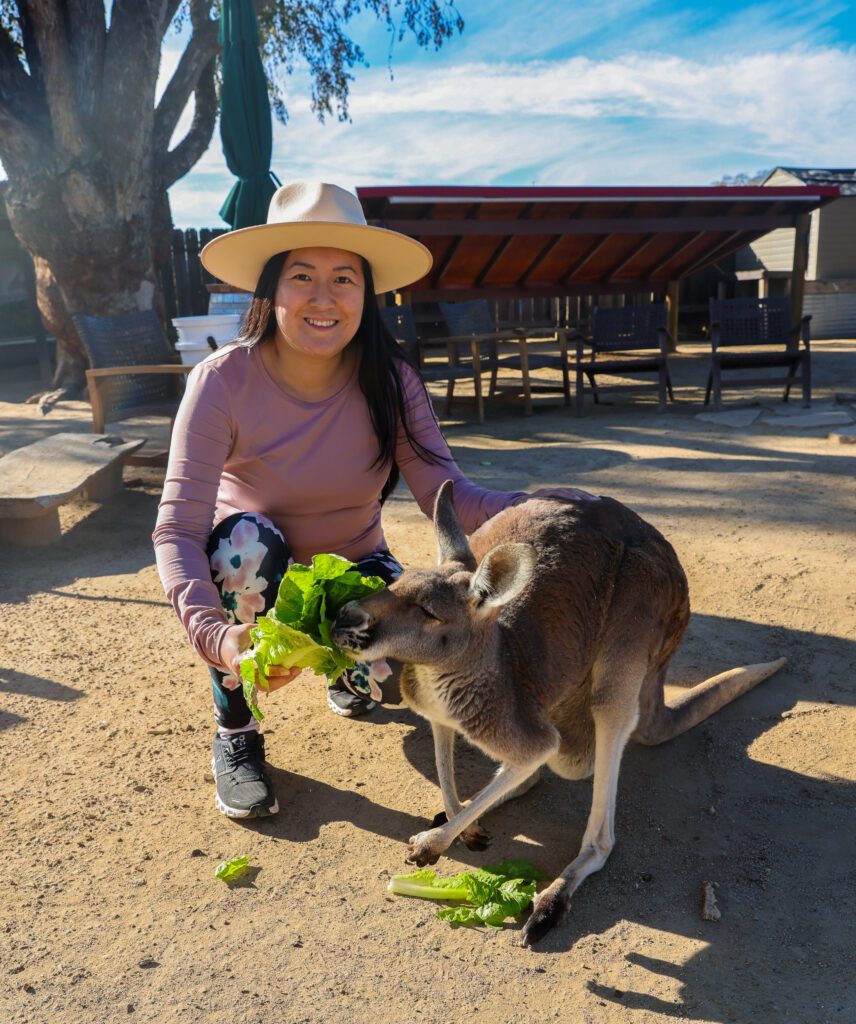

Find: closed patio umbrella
<box><xmin>218</xmin><ymin>0</ymin><xmax>280</xmax><ymax>230</ymax></box>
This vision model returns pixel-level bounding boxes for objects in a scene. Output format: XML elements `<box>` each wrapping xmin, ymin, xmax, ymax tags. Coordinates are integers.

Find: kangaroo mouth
<box><xmin>331</xmin><ymin>605</ymin><xmax>372</xmax><ymax>656</ymax></box>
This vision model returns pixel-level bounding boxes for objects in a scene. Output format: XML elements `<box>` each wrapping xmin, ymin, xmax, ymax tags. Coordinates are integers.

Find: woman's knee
<box><xmin>207</xmin><ymin>512</ymin><xmax>290</xmax><ymax>624</ymax></box>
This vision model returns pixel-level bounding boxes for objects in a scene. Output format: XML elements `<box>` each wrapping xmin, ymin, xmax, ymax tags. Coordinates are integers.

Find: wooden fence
<box><xmin>161</xmin><ymin>227</ymin><xmax>227</xmax><ymax>321</ymax></box>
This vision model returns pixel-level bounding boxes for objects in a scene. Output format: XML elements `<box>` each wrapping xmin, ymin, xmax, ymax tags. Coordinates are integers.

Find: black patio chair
<box><xmin>74</xmin><ymin>310</ymin><xmax>192</xmax><ymax>466</ymax></box>
<box><xmin>705</xmin><ymin>297</ymin><xmax>811</xmax><ymax>408</ymax></box>
<box><xmin>574</xmin><ymin>303</ymin><xmax>674</xmax><ymax>415</ymax></box>
<box><xmin>439</xmin><ymin>299</ymin><xmax>569</xmax><ymax>416</ymax></box>
<box><xmin>380</xmin><ymin>304</ymin><xmax>487</xmax><ymax>423</ymax></box>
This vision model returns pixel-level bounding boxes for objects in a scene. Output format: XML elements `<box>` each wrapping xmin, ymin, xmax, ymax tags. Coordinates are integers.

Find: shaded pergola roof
<box><xmin>357</xmin><ymin>185</ymin><xmax>839</xmax><ymax>300</ymax></box>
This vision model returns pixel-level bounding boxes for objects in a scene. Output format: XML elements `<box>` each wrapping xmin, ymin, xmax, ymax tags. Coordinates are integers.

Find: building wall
<box><xmin>815</xmin><ymin>201</ymin><xmax>856</xmax><ymax>278</ymax></box>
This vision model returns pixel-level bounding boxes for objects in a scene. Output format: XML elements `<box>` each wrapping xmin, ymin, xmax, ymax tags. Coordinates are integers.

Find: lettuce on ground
<box><xmin>388</xmin><ymin>860</ymin><xmax>545</xmax><ymax>930</ymax></box>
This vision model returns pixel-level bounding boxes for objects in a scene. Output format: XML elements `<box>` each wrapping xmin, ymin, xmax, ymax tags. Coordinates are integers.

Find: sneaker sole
<box><xmin>210</xmin><ymin>756</ymin><xmax>279</xmax><ymax>819</ymax></box>
<box><xmin>327</xmin><ymin>692</ymin><xmax>377</xmax><ymax>718</ymax></box>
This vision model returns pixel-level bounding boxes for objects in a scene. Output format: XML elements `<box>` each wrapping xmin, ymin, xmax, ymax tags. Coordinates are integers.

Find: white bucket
<box><xmin>172</xmin><ymin>314</ymin><xmax>243</xmax><ymax>365</ymax></box>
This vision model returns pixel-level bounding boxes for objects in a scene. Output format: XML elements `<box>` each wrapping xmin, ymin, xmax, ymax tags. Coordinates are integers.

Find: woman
<box><xmin>154</xmin><ymin>182</ymin><xmax>593</xmax><ymax>820</ymax></box>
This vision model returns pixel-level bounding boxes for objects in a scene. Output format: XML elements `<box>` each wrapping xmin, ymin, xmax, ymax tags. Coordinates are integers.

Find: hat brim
<box><xmin>200</xmin><ymin>221</ymin><xmax>433</xmax><ymax>295</ymax></box>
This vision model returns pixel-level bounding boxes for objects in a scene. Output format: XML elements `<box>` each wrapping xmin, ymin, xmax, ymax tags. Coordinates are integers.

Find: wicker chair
<box><xmin>574</xmin><ymin>303</ymin><xmax>674</xmax><ymax>415</ymax></box>
<box><xmin>439</xmin><ymin>299</ymin><xmax>569</xmax><ymax>416</ymax></box>
<box><xmin>380</xmin><ymin>304</ymin><xmax>488</xmax><ymax>423</ymax></box>
<box><xmin>705</xmin><ymin>297</ymin><xmax>811</xmax><ymax>408</ymax></box>
<box><xmin>74</xmin><ymin>310</ymin><xmax>192</xmax><ymax>466</ymax></box>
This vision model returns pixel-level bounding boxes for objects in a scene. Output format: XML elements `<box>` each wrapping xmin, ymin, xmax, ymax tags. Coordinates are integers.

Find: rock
<box><xmin>829</xmin><ymin>425</ymin><xmax>856</xmax><ymax>444</ymax></box>
<box><xmin>138</xmin><ymin>957</ymin><xmax>160</xmax><ymax>969</ymax></box>
<box><xmin>148</xmin><ymin>725</ymin><xmax>173</xmax><ymax>736</ymax></box>
<box><xmin>189</xmin><ymin>848</ymin><xmax>206</xmax><ymax>858</ymax></box>
<box><xmin>695</xmin><ymin>408</ymin><xmax>761</xmax><ymax>428</ymax></box>
<box><xmin>700</xmin><ymin>880</ymin><xmax>721</xmax><ymax>921</ymax></box>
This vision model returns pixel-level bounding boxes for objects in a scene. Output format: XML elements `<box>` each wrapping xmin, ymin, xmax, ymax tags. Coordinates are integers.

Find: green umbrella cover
<box><xmin>218</xmin><ymin>0</ymin><xmax>280</xmax><ymax>230</ymax></box>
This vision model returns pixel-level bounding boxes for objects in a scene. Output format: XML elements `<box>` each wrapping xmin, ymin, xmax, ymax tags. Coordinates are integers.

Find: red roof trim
<box><xmin>357</xmin><ymin>184</ymin><xmax>840</xmax><ymax>201</ymax></box>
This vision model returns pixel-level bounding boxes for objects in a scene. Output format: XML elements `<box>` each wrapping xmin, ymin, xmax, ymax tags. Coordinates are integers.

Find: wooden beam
<box><xmin>562</xmin><ymin>236</ymin><xmax>612</xmax><ymax>284</ymax></box>
<box><xmin>606</xmin><ymin>234</ymin><xmax>660</xmax><ymax>281</ymax></box>
<box><xmin>678</xmin><ymin>231</ymin><xmax>745</xmax><ymax>279</ymax></box>
<box><xmin>646</xmin><ymin>231</ymin><xmax>707</xmax><ymax>278</ymax></box>
<box><xmin>410</xmin><ymin>280</ymin><xmax>659</xmax><ymax>302</ymax></box>
<box><xmin>790</xmin><ymin>213</ymin><xmax>810</xmax><ymax>328</ymax></box>
<box><xmin>387</xmin><ymin>215</ymin><xmax>798</xmax><ymax>237</ymax></box>
<box><xmin>516</xmin><ymin>235</ymin><xmax>566</xmax><ymax>286</ymax></box>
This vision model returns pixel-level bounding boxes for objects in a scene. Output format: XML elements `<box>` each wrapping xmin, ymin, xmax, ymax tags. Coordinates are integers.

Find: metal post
<box><xmin>666</xmin><ymin>280</ymin><xmax>679</xmax><ymax>351</ymax></box>
<box><xmin>790</xmin><ymin>214</ymin><xmax>810</xmax><ymax>330</ymax></box>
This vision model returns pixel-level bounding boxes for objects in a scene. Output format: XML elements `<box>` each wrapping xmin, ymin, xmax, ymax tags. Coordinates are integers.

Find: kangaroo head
<box><xmin>332</xmin><ymin>481</ymin><xmax>536</xmax><ymax>665</ymax></box>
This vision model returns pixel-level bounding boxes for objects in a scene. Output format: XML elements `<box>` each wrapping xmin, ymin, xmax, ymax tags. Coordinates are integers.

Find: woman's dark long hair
<box><xmin>238</xmin><ymin>251</ymin><xmax>449</xmax><ymax>504</ymax></box>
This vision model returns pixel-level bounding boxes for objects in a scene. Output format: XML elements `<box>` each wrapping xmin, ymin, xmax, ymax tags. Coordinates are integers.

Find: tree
<box><xmin>0</xmin><ymin>1</ymin><xmax>464</xmax><ymax>407</ymax></box>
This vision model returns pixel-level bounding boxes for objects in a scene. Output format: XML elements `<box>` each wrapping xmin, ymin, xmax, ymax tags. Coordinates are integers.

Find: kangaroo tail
<box><xmin>633</xmin><ymin>657</ymin><xmax>786</xmax><ymax>746</ymax></box>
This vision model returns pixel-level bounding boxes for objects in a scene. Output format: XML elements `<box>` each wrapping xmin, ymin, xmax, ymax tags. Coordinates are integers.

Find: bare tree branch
<box><xmin>66</xmin><ymin>0</ymin><xmax>106</xmax><ymax>124</ymax></box>
<box><xmin>158</xmin><ymin>58</ymin><xmax>217</xmax><ymax>188</ymax></box>
<box><xmin>0</xmin><ymin>25</ymin><xmax>49</xmax><ymax>174</ymax></box>
<box><xmin>27</xmin><ymin>0</ymin><xmax>88</xmax><ymax>155</ymax></box>
<box><xmin>152</xmin><ymin>12</ymin><xmax>219</xmax><ymax>155</ymax></box>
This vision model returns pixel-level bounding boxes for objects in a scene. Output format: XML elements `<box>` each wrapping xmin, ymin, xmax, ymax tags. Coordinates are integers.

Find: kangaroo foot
<box><xmin>405</xmin><ymin>829</ymin><xmax>447</xmax><ymax>866</ymax></box>
<box><xmin>429</xmin><ymin>811</ymin><xmax>491</xmax><ymax>851</ymax></box>
<box><xmin>459</xmin><ymin>823</ymin><xmax>491</xmax><ymax>851</ymax></box>
<box><xmin>521</xmin><ymin>879</ymin><xmax>571</xmax><ymax>947</ymax></box>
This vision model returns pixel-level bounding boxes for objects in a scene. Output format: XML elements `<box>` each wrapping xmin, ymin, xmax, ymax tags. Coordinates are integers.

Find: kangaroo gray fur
<box><xmin>332</xmin><ymin>480</ymin><xmax>785</xmax><ymax>946</ymax></box>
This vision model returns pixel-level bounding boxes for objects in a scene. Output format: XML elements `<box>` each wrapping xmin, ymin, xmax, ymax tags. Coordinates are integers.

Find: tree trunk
<box><xmin>3</xmin><ymin>166</ymin><xmax>163</xmax><ymax>409</ymax></box>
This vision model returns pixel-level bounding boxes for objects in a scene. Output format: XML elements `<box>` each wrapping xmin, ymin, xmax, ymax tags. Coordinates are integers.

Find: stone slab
<box><xmin>759</xmin><ymin>410</ymin><xmax>853</xmax><ymax>429</ymax></box>
<box><xmin>695</xmin><ymin>408</ymin><xmax>762</xmax><ymax>428</ymax></box>
<box><xmin>765</xmin><ymin>401</ymin><xmax>839</xmax><ymax>417</ymax></box>
<box><xmin>0</xmin><ymin>432</ymin><xmax>145</xmax><ymax>519</ymax></box>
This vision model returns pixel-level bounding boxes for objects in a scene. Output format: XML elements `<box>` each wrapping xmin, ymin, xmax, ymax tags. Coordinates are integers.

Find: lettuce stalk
<box><xmin>388</xmin><ymin>859</ymin><xmax>545</xmax><ymax>929</ymax></box>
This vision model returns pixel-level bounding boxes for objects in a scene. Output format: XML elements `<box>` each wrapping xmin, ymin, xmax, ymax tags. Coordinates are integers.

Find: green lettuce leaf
<box><xmin>214</xmin><ymin>856</ymin><xmax>250</xmax><ymax>883</ymax></box>
<box><xmin>388</xmin><ymin>858</ymin><xmax>544</xmax><ymax>930</ymax></box>
<box><xmin>239</xmin><ymin>554</ymin><xmax>387</xmax><ymax>721</ymax></box>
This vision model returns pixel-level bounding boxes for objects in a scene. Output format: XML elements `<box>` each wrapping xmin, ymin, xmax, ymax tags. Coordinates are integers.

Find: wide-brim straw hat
<box><xmin>200</xmin><ymin>181</ymin><xmax>432</xmax><ymax>295</ymax></box>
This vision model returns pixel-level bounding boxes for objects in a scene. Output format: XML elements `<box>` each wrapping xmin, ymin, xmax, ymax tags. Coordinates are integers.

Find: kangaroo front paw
<box><xmin>521</xmin><ymin>882</ymin><xmax>571</xmax><ymax>947</ymax></box>
<box><xmin>405</xmin><ymin>829</ymin><xmax>447</xmax><ymax>866</ymax></box>
<box><xmin>459</xmin><ymin>822</ymin><xmax>491</xmax><ymax>851</ymax></box>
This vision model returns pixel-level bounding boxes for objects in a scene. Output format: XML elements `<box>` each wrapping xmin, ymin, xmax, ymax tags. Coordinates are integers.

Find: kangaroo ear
<box><xmin>469</xmin><ymin>543</ymin><xmax>536</xmax><ymax>609</ymax></box>
<box><xmin>434</xmin><ymin>480</ymin><xmax>476</xmax><ymax>569</ymax></box>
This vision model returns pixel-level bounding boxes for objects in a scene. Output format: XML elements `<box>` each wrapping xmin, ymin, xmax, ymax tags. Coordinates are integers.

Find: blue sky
<box><xmin>164</xmin><ymin>0</ymin><xmax>855</xmax><ymax>225</ymax></box>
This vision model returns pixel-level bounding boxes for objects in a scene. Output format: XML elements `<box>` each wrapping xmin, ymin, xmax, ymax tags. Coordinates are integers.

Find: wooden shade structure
<box><xmin>357</xmin><ymin>185</ymin><xmax>840</xmax><ymax>330</ymax></box>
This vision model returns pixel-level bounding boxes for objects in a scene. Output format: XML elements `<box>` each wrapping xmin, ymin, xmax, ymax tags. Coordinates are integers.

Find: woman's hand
<box><xmin>527</xmin><ymin>485</ymin><xmax>600</xmax><ymax>503</ymax></box>
<box><xmin>218</xmin><ymin>623</ymin><xmax>300</xmax><ymax>693</ymax></box>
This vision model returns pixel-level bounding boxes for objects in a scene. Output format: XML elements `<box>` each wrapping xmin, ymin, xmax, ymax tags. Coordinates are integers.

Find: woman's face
<box><xmin>273</xmin><ymin>246</ymin><xmax>366</xmax><ymax>363</ymax></box>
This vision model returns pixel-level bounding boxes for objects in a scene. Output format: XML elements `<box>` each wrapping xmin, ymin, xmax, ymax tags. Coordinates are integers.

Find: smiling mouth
<box><xmin>305</xmin><ymin>317</ymin><xmax>338</xmax><ymax>329</ymax></box>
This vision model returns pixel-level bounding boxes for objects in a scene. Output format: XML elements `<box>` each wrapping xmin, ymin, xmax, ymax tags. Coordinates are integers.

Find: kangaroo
<box><xmin>331</xmin><ymin>481</ymin><xmax>785</xmax><ymax>945</ymax></box>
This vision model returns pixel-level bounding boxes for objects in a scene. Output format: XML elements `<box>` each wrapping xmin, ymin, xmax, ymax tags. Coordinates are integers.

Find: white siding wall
<box><xmin>803</xmin><ymin>292</ymin><xmax>856</xmax><ymax>339</ymax></box>
<box><xmin>815</xmin><ymin>199</ymin><xmax>856</xmax><ymax>278</ymax></box>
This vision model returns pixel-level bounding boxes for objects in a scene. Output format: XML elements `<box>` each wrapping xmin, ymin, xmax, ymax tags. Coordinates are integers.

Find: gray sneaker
<box><xmin>327</xmin><ymin>679</ymin><xmax>376</xmax><ymax>718</ymax></box>
<box><xmin>211</xmin><ymin>731</ymin><xmax>278</xmax><ymax>819</ymax></box>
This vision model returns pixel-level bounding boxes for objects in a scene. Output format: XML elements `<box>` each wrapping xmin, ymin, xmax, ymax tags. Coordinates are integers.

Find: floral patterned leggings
<box><xmin>206</xmin><ymin>511</ymin><xmax>402</xmax><ymax>729</ymax></box>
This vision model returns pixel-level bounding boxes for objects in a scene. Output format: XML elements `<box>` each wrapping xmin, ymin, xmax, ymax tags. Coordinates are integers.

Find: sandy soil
<box><xmin>1</xmin><ymin>343</ymin><xmax>855</xmax><ymax>1024</ymax></box>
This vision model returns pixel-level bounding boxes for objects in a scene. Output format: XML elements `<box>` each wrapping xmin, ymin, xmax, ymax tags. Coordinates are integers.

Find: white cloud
<box><xmin>168</xmin><ymin>44</ymin><xmax>856</xmax><ymax>226</ymax></box>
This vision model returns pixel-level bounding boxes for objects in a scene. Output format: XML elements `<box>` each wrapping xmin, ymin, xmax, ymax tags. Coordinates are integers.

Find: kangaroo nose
<box><xmin>334</xmin><ymin>601</ymin><xmax>369</xmax><ymax>631</ymax></box>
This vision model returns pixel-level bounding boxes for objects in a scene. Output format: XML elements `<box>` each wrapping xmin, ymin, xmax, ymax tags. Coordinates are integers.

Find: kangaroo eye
<box><xmin>418</xmin><ymin>605</ymin><xmax>440</xmax><ymax>622</ymax></box>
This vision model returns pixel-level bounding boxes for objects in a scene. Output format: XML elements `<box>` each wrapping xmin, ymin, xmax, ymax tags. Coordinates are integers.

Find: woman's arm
<box><xmin>152</xmin><ymin>363</ymin><xmax>235</xmax><ymax>668</ymax></box>
<box><xmin>394</xmin><ymin>362</ymin><xmax>597</xmax><ymax>533</ymax></box>
<box><xmin>393</xmin><ymin>362</ymin><xmax>528</xmax><ymax>533</ymax></box>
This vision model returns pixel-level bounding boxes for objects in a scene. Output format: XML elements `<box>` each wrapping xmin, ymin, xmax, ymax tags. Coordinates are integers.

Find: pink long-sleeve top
<box><xmin>153</xmin><ymin>342</ymin><xmax>527</xmax><ymax>668</ymax></box>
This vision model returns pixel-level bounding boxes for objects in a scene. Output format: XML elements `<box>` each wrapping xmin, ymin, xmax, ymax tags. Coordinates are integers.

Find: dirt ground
<box><xmin>1</xmin><ymin>342</ymin><xmax>854</xmax><ymax>1024</ymax></box>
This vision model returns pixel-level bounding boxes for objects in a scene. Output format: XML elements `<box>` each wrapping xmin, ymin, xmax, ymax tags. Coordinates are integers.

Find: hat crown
<box><xmin>267</xmin><ymin>182</ymin><xmax>368</xmax><ymax>229</ymax></box>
